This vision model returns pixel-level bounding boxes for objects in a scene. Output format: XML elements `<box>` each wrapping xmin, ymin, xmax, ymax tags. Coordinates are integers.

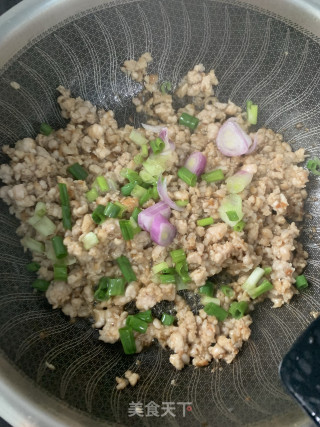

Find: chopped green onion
<box><xmin>131</xmin><ymin>184</ymin><xmax>147</xmax><ymax>199</ymax></box>
<box><xmin>119</xmin><ymin>220</ymin><xmax>134</xmax><ymax>241</ymax></box>
<box><xmin>107</xmin><ymin>178</ymin><xmax>118</xmax><ymax>191</ymax></box>
<box><xmin>152</xmin><ymin>185</ymin><xmax>159</xmax><ymax>200</ymax></box>
<box><xmin>104</xmin><ymin>202</ymin><xmax>121</xmax><ymax>218</ymax></box>
<box><xmin>175</xmin><ymin>200</ymin><xmax>189</xmax><ymax>207</ymax></box>
<box><xmin>201</xmin><ymin>169</ymin><xmax>225</xmax><ymax>183</ymax></box>
<box><xmin>121</xmin><ymin>168</ymin><xmax>141</xmax><ymax>184</ymax></box>
<box><xmin>295</xmin><ymin>274</ymin><xmax>308</xmax><ymax>290</ymax></box>
<box><xmin>233</xmin><ymin>220</ymin><xmax>246</xmax><ymax>232</ymax></box>
<box><xmin>121</xmin><ymin>182</ymin><xmax>136</xmax><ymax>196</ymax></box>
<box><xmin>129</xmin><ymin>217</ymin><xmax>141</xmax><ymax>236</ymax></box>
<box><xmin>220</xmin><ymin>285</ymin><xmax>234</xmax><ymax>297</ymax></box>
<box><xmin>226</xmin><ymin>211</ymin><xmax>239</xmax><ymax>222</ymax></box>
<box><xmin>53</xmin><ymin>264</ymin><xmax>68</xmax><ymax>281</ymax></box>
<box><xmin>306</xmin><ymin>157</ymin><xmax>320</xmax><ymax>176</ymax></box>
<box><xmin>141</xmin><ymin>144</ymin><xmax>149</xmax><ymax>157</ymax></box>
<box><xmin>58</xmin><ymin>183</ymin><xmax>72</xmax><ymax>230</ymax></box>
<box><xmin>126</xmin><ymin>315</ymin><xmax>148</xmax><ymax>333</ymax></box>
<box><xmin>162</xmin><ymin>267</ymin><xmax>176</xmax><ymax>274</ymax></box>
<box><xmin>204</xmin><ymin>303</ymin><xmax>228</xmax><ymax>321</ymax></box>
<box><xmin>35</xmin><ymin>202</ymin><xmax>46</xmax><ymax>217</ymax></box>
<box><xmin>86</xmin><ymin>188</ymin><xmax>99</xmax><ymax>203</ymax></box>
<box><xmin>92</xmin><ymin>205</ymin><xmax>107</xmax><ymax>225</ymax></box>
<box><xmin>246</xmin><ymin>101</ymin><xmax>258</xmax><ymax>125</ymax></box>
<box><xmin>219</xmin><ymin>194</ymin><xmax>243</xmax><ymax>227</ymax></box>
<box><xmin>26</xmin><ymin>262</ymin><xmax>41</xmax><ymax>272</ymax></box>
<box><xmin>116</xmin><ymin>255</ymin><xmax>137</xmax><ymax>283</ymax></box>
<box><xmin>264</xmin><ymin>267</ymin><xmax>272</xmax><ymax>275</ymax></box>
<box><xmin>32</xmin><ymin>279</ymin><xmax>50</xmax><ymax>291</ymax></box>
<box><xmin>61</xmin><ymin>205</ymin><xmax>72</xmax><ymax>230</ymax></box>
<box><xmin>93</xmin><ymin>176</ymin><xmax>109</xmax><ymax>193</ymax></box>
<box><xmin>40</xmin><ymin>123</ymin><xmax>53</xmax><ymax>136</ymax></box>
<box><xmin>242</xmin><ymin>267</ymin><xmax>265</xmax><ymax>292</ymax></box>
<box><xmin>152</xmin><ymin>262</ymin><xmax>169</xmax><ymax>274</ymax></box>
<box><xmin>248</xmin><ymin>279</ymin><xmax>273</xmax><ymax>299</ymax></box>
<box><xmin>160</xmin><ymin>81</ymin><xmax>172</xmax><ymax>94</ymax></box>
<box><xmin>83</xmin><ymin>232</ymin><xmax>99</xmax><ymax>250</ymax></box>
<box><xmin>94</xmin><ymin>277</ymin><xmax>109</xmax><ymax>301</ymax></box>
<box><xmin>142</xmin><ymin>157</ymin><xmax>167</xmax><ymax>177</ymax></box>
<box><xmin>135</xmin><ymin>310</ymin><xmax>153</xmax><ymax>323</ymax></box>
<box><xmin>179</xmin><ymin>112</ymin><xmax>199</xmax><ymax>130</ymax></box>
<box><xmin>21</xmin><ymin>237</ymin><xmax>44</xmax><ymax>253</ymax></box>
<box><xmin>158</xmin><ymin>274</ymin><xmax>176</xmax><ymax>284</ymax></box>
<box><xmin>51</xmin><ymin>236</ymin><xmax>68</xmax><ymax>259</ymax></box>
<box><xmin>170</xmin><ymin>249</ymin><xmax>186</xmax><ymax>264</ymax></box>
<box><xmin>150</xmin><ymin>137</ymin><xmax>165</xmax><ymax>154</ymax></box>
<box><xmin>161</xmin><ymin>313</ymin><xmax>175</xmax><ymax>326</ymax></box>
<box><xmin>27</xmin><ymin>215</ymin><xmax>56</xmax><ymax>237</ymax></box>
<box><xmin>176</xmin><ymin>276</ymin><xmax>189</xmax><ymax>290</ymax></box>
<box><xmin>58</xmin><ymin>183</ymin><xmax>69</xmax><ymax>207</ymax></box>
<box><xmin>139</xmin><ymin>188</ymin><xmax>153</xmax><ymax>206</ymax></box>
<box><xmin>229</xmin><ymin>301</ymin><xmax>248</xmax><ymax>319</ymax></box>
<box><xmin>197</xmin><ymin>217</ymin><xmax>214</xmax><ymax>227</ymax></box>
<box><xmin>107</xmin><ymin>278</ymin><xmax>126</xmax><ymax>296</ymax></box>
<box><xmin>198</xmin><ymin>281</ymin><xmax>214</xmax><ymax>297</ymax></box>
<box><xmin>119</xmin><ymin>326</ymin><xmax>136</xmax><ymax>354</ymax></box>
<box><xmin>67</xmin><ymin>163</ymin><xmax>88</xmax><ymax>180</ymax></box>
<box><xmin>129</xmin><ymin>130</ymin><xmax>148</xmax><ymax>146</ymax></box>
<box><xmin>178</xmin><ymin>167</ymin><xmax>197</xmax><ymax>187</ymax></box>
<box><xmin>201</xmin><ymin>296</ymin><xmax>220</xmax><ymax>306</ymax></box>
<box><xmin>114</xmin><ymin>202</ymin><xmax>127</xmax><ymax>218</ymax></box>
<box><xmin>175</xmin><ymin>261</ymin><xmax>191</xmax><ymax>283</ymax></box>
<box><xmin>131</xmin><ymin>207</ymin><xmax>142</xmax><ymax>223</ymax></box>
<box><xmin>134</xmin><ymin>154</ymin><xmax>144</xmax><ymax>165</ymax></box>
<box><xmin>139</xmin><ymin>170</ymin><xmax>156</xmax><ymax>185</ymax></box>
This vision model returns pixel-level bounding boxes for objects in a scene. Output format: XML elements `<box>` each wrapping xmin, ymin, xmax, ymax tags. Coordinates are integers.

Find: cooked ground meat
<box><xmin>0</xmin><ymin>54</ymin><xmax>308</xmax><ymax>372</ymax></box>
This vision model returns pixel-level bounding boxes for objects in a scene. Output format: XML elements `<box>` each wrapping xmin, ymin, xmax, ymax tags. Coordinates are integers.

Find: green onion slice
<box><xmin>40</xmin><ymin>123</ymin><xmax>53</xmax><ymax>136</ymax></box>
<box><xmin>201</xmin><ymin>169</ymin><xmax>225</xmax><ymax>183</ymax></box>
<box><xmin>51</xmin><ymin>236</ymin><xmax>68</xmax><ymax>259</ymax></box>
<box><xmin>26</xmin><ymin>262</ymin><xmax>41</xmax><ymax>272</ymax></box>
<box><xmin>307</xmin><ymin>157</ymin><xmax>320</xmax><ymax>176</ymax></box>
<box><xmin>118</xmin><ymin>326</ymin><xmax>136</xmax><ymax>354</ymax></box>
<box><xmin>295</xmin><ymin>274</ymin><xmax>308</xmax><ymax>290</ymax></box>
<box><xmin>204</xmin><ymin>302</ymin><xmax>228</xmax><ymax>321</ymax></box>
<box><xmin>197</xmin><ymin>217</ymin><xmax>214</xmax><ymax>227</ymax></box>
<box><xmin>83</xmin><ymin>232</ymin><xmax>99</xmax><ymax>250</ymax></box>
<box><xmin>179</xmin><ymin>112</ymin><xmax>199</xmax><ymax>130</ymax></box>
<box><xmin>116</xmin><ymin>255</ymin><xmax>137</xmax><ymax>283</ymax></box>
<box><xmin>67</xmin><ymin>163</ymin><xmax>88</xmax><ymax>180</ymax></box>
<box><xmin>32</xmin><ymin>279</ymin><xmax>50</xmax><ymax>291</ymax></box>
<box><xmin>229</xmin><ymin>301</ymin><xmax>248</xmax><ymax>319</ymax></box>
<box><xmin>92</xmin><ymin>205</ymin><xmax>107</xmax><ymax>225</ymax></box>
<box><xmin>126</xmin><ymin>315</ymin><xmax>148</xmax><ymax>333</ymax></box>
<box><xmin>178</xmin><ymin>167</ymin><xmax>197</xmax><ymax>187</ymax></box>
<box><xmin>220</xmin><ymin>285</ymin><xmax>234</xmax><ymax>297</ymax></box>
<box><xmin>161</xmin><ymin>313</ymin><xmax>175</xmax><ymax>326</ymax></box>
<box><xmin>53</xmin><ymin>264</ymin><xmax>68</xmax><ymax>281</ymax></box>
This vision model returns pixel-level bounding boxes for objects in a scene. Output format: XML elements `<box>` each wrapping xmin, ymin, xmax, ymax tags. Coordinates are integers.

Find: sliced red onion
<box><xmin>246</xmin><ymin>133</ymin><xmax>258</xmax><ymax>154</ymax></box>
<box><xmin>157</xmin><ymin>176</ymin><xmax>183</xmax><ymax>211</ymax></box>
<box><xmin>137</xmin><ymin>201</ymin><xmax>171</xmax><ymax>232</ymax></box>
<box><xmin>141</xmin><ymin>123</ymin><xmax>164</xmax><ymax>133</ymax></box>
<box><xmin>185</xmin><ymin>152</ymin><xmax>207</xmax><ymax>176</ymax></box>
<box><xmin>226</xmin><ymin>170</ymin><xmax>253</xmax><ymax>194</ymax></box>
<box><xmin>216</xmin><ymin>119</ymin><xmax>252</xmax><ymax>157</ymax></box>
<box><xmin>150</xmin><ymin>214</ymin><xmax>176</xmax><ymax>246</ymax></box>
<box><xmin>159</xmin><ymin>127</ymin><xmax>175</xmax><ymax>152</ymax></box>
